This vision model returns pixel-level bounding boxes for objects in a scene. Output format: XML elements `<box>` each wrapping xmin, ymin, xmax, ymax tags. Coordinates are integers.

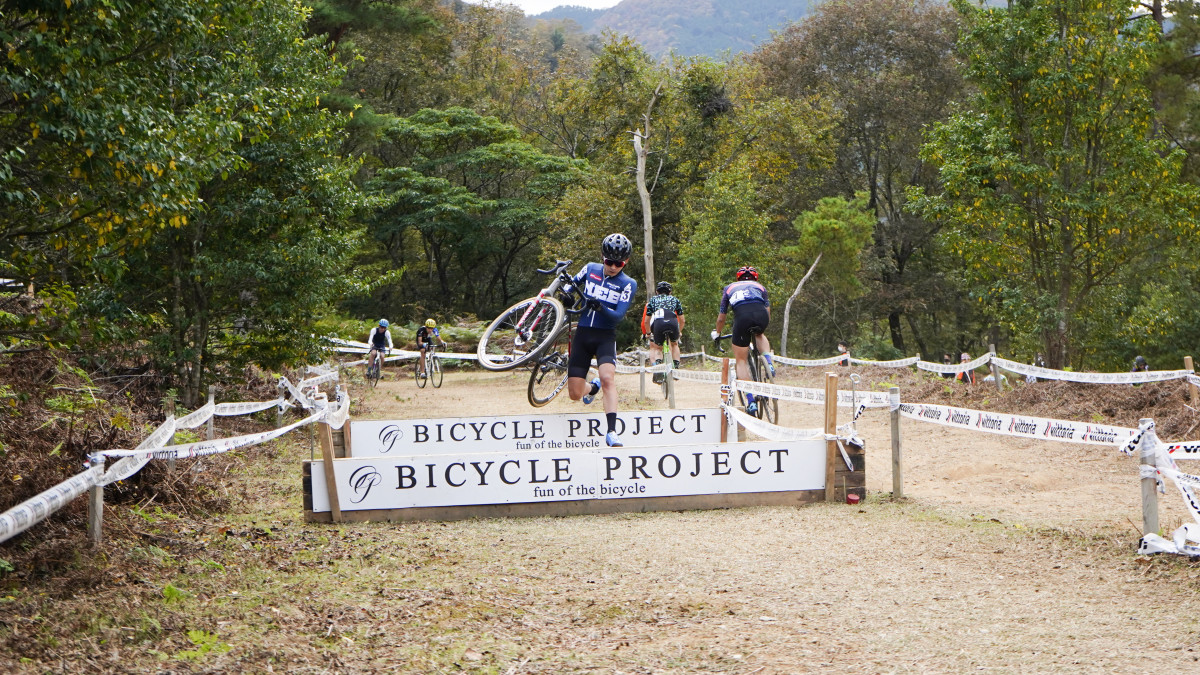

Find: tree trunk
<box><xmin>634</xmin><ymin>82</ymin><xmax>663</xmax><ymax>291</ymax></box>
<box><xmin>888</xmin><ymin>311</ymin><xmax>905</xmax><ymax>354</ymax></box>
<box><xmin>780</xmin><ymin>254</ymin><xmax>821</xmax><ymax>357</ymax></box>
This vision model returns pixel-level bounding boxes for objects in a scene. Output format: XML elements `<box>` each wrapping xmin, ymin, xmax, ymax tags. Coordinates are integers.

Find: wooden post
<box><xmin>639</xmin><ymin>352</ymin><xmax>646</xmax><ymax>401</ymax></box>
<box><xmin>667</xmin><ymin>360</ymin><xmax>676</xmax><ymax>409</ymax></box>
<box><xmin>890</xmin><ymin>386</ymin><xmax>903</xmax><ymax>499</ymax></box>
<box><xmin>166</xmin><ymin>399</ymin><xmax>177</xmax><ymax>473</ymax></box>
<box><xmin>341</xmin><ymin>400</ymin><xmax>353</xmax><ymax>459</ymax></box>
<box><xmin>276</xmin><ymin>381</ymin><xmax>285</xmax><ymax>428</ymax></box>
<box><xmin>1186</xmin><ymin>356</ymin><xmax>1197</xmax><ymax>407</ymax></box>
<box><xmin>318</xmin><ymin>421</ymin><xmax>342</xmax><ymax>523</ymax></box>
<box><xmin>87</xmin><ymin>458</ymin><xmax>104</xmax><ymax>545</ymax></box>
<box><xmin>206</xmin><ymin>385</ymin><xmax>215</xmax><ymax>441</ymax></box>
<box><xmin>720</xmin><ymin>357</ymin><xmax>731</xmax><ymax>443</ymax></box>
<box><xmin>988</xmin><ymin>343</ymin><xmax>1002</xmax><ymax>391</ymax></box>
<box><xmin>1139</xmin><ymin>418</ymin><xmax>1159</xmax><ymax>538</ymax></box>
<box><xmin>824</xmin><ymin>372</ymin><xmax>838</xmax><ymax>502</ymax></box>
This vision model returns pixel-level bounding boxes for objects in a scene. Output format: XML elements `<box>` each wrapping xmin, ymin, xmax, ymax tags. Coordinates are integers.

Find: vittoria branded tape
<box><xmin>771</xmin><ymin>354</ymin><xmax>846</xmax><ymax>367</ymax></box>
<box><xmin>895</xmin><ymin>402</ymin><xmax>1137</xmax><ymax>446</ymax></box>
<box><xmin>849</xmin><ymin>356</ymin><xmax>920</xmax><ymax>368</ymax></box>
<box><xmin>993</xmin><ymin>357</ymin><xmax>1193</xmax><ymax>385</ymax></box>
<box><xmin>0</xmin><ymin>465</ymin><xmax>104</xmax><ymax>543</ymax></box>
<box><xmin>916</xmin><ymin>353</ymin><xmax>995</xmax><ymax>375</ymax></box>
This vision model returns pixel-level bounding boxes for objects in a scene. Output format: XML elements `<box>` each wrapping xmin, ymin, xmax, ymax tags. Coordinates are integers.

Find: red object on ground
<box><xmin>846</xmin><ymin>493</ymin><xmax>861</xmax><ymax>505</ymax></box>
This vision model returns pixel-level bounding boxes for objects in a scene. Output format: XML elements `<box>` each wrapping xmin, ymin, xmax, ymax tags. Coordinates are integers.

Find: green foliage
<box><xmin>175</xmin><ymin>629</ymin><xmax>231</xmax><ymax>661</ymax></box>
<box><xmin>913</xmin><ymin>0</ymin><xmax>1199</xmax><ymax>368</ymax></box>
<box><xmin>675</xmin><ymin>161</ymin><xmax>774</xmax><ymax>337</ymax></box>
<box><xmin>788</xmin><ymin>193</ymin><xmax>876</xmax><ymax>296</ymax></box>
<box><xmin>160</xmin><ymin>583</ymin><xmax>190</xmax><ymax>604</ymax></box>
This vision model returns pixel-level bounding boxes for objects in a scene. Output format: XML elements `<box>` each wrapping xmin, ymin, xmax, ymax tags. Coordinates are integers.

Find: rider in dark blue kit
<box><xmin>711</xmin><ymin>266</ymin><xmax>776</xmax><ymax>417</ymax></box>
<box><xmin>567</xmin><ymin>233</ymin><xmax>638</xmax><ymax>447</ymax></box>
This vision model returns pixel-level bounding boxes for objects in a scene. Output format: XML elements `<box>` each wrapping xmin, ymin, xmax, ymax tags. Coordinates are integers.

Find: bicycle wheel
<box><xmin>368</xmin><ymin>361</ymin><xmax>380</xmax><ymax>388</ymax></box>
<box><xmin>528</xmin><ymin>326</ymin><xmax>570</xmax><ymax>407</ymax></box>
<box><xmin>477</xmin><ymin>296</ymin><xmax>565</xmax><ymax>371</ymax></box>
<box><xmin>755</xmin><ymin>352</ymin><xmax>779</xmax><ymax>424</ymax></box>
<box><xmin>430</xmin><ymin>353</ymin><xmax>443</xmax><ymax>388</ymax></box>
<box><xmin>415</xmin><ymin>355</ymin><xmax>428</xmax><ymax>388</ymax></box>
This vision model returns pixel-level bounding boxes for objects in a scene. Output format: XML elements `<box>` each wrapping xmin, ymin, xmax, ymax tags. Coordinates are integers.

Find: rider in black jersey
<box><xmin>367</xmin><ymin>319</ymin><xmax>393</xmax><ymax>372</ymax></box>
<box><xmin>711</xmin><ymin>266</ymin><xmax>776</xmax><ymax>417</ymax></box>
<box><xmin>642</xmin><ymin>281</ymin><xmax>685</xmax><ymax>384</ymax></box>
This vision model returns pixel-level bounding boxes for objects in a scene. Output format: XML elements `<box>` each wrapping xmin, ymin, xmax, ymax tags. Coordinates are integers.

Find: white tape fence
<box><xmin>0</xmin><ymin>369</ymin><xmax>346</xmax><ymax>544</ymax></box>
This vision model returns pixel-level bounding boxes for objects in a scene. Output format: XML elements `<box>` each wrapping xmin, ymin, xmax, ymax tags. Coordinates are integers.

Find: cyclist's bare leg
<box><xmin>568</xmin><ymin>376</ymin><xmax>589</xmax><ymax>400</ymax></box>
<box><xmin>668</xmin><ymin>340</ymin><xmax>681</xmax><ymax>363</ymax></box>
<box><xmin>648</xmin><ymin>341</ymin><xmax>663</xmax><ymax>363</ymax></box>
<box><xmin>732</xmin><ymin>344</ymin><xmax>752</xmax><ymax>381</ymax></box>
<box><xmin>598</xmin><ymin>362</ymin><xmax>617</xmax><ymax>412</ymax></box>
<box><xmin>754</xmin><ymin>332</ymin><xmax>772</xmax><ymax>356</ymax></box>
<box><xmin>418</xmin><ymin>345</ymin><xmax>427</xmax><ymax>373</ymax></box>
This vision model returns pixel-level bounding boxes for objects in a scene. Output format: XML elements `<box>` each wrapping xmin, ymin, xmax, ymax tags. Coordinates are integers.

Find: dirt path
<box><xmin>323</xmin><ymin>363</ymin><xmax>1200</xmax><ymax>673</ymax></box>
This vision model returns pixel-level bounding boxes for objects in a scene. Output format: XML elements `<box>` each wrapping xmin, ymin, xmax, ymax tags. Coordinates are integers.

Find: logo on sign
<box><xmin>379</xmin><ymin>425</ymin><xmax>403</xmax><ymax>453</ymax></box>
<box><xmin>348</xmin><ymin>466</ymin><xmax>382</xmax><ymax>503</ymax></box>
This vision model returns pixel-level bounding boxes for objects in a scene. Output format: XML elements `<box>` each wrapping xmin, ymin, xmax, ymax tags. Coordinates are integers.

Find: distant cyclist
<box><xmin>641</xmin><ymin>281</ymin><xmax>685</xmax><ymax>384</ymax></box>
<box><xmin>415</xmin><ymin>319</ymin><xmax>447</xmax><ymax>377</ymax></box>
<box><xmin>367</xmin><ymin>319</ymin><xmax>393</xmax><ymax>372</ymax></box>
<box><xmin>569</xmin><ymin>233</ymin><xmax>638</xmax><ymax>447</ymax></box>
<box><xmin>711</xmin><ymin>266</ymin><xmax>776</xmax><ymax>417</ymax></box>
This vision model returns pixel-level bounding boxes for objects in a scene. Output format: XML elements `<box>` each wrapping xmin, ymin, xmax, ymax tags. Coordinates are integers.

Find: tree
<box><xmin>103</xmin><ymin>0</ymin><xmax>363</xmax><ymax>406</ymax></box>
<box><xmin>754</xmin><ymin>0</ymin><xmax>964</xmax><ymax>354</ymax></box>
<box><xmin>913</xmin><ymin>0</ymin><xmax>1196</xmax><ymax>368</ymax></box>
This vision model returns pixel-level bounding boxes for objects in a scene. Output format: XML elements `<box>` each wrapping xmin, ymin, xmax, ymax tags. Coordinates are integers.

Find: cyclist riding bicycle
<box><xmin>641</xmin><ymin>281</ymin><xmax>685</xmax><ymax>385</ymax></box>
<box><xmin>415</xmin><ymin>319</ymin><xmax>447</xmax><ymax>377</ymax></box>
<box><xmin>367</xmin><ymin>319</ymin><xmax>393</xmax><ymax>372</ymax></box>
<box><xmin>568</xmin><ymin>233</ymin><xmax>638</xmax><ymax>447</ymax></box>
<box><xmin>710</xmin><ymin>266</ymin><xmax>776</xmax><ymax>417</ymax></box>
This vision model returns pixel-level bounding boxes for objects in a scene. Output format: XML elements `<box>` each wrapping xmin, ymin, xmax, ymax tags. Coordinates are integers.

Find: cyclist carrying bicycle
<box><xmin>642</xmin><ymin>281</ymin><xmax>685</xmax><ymax>385</ymax></box>
<box><xmin>415</xmin><ymin>318</ymin><xmax>447</xmax><ymax>378</ymax></box>
<box><xmin>568</xmin><ymin>233</ymin><xmax>638</xmax><ymax>447</ymax></box>
<box><xmin>710</xmin><ymin>266</ymin><xmax>776</xmax><ymax>417</ymax></box>
<box><xmin>367</xmin><ymin>319</ymin><xmax>393</xmax><ymax>372</ymax></box>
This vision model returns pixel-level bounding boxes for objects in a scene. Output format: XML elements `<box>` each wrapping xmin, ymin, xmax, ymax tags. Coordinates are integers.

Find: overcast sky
<box><xmin>467</xmin><ymin>0</ymin><xmax>623</xmax><ymax>16</ymax></box>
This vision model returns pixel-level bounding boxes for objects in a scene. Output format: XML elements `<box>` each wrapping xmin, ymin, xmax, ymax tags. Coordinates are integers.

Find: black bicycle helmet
<box><xmin>601</xmin><ymin>233</ymin><xmax>632</xmax><ymax>262</ymax></box>
<box><xmin>736</xmin><ymin>266</ymin><xmax>759</xmax><ymax>281</ymax></box>
<box><xmin>656</xmin><ymin>281</ymin><xmax>672</xmax><ymax>295</ymax></box>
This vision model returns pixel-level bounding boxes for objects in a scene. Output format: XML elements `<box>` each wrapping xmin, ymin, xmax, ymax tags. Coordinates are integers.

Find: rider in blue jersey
<box><xmin>567</xmin><ymin>233</ymin><xmax>638</xmax><ymax>447</ymax></box>
<box><xmin>711</xmin><ymin>266</ymin><xmax>776</xmax><ymax>417</ymax></box>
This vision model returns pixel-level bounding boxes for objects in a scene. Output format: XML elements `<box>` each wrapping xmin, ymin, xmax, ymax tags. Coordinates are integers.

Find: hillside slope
<box><xmin>535</xmin><ymin>0</ymin><xmax>815</xmax><ymax>57</ymax></box>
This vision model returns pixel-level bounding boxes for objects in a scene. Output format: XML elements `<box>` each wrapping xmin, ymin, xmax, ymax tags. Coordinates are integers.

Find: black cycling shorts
<box><xmin>650</xmin><ymin>317</ymin><xmax>680</xmax><ymax>346</ymax></box>
<box><xmin>568</xmin><ymin>326</ymin><xmax>617</xmax><ymax>378</ymax></box>
<box><xmin>731</xmin><ymin>303</ymin><xmax>769</xmax><ymax>348</ymax></box>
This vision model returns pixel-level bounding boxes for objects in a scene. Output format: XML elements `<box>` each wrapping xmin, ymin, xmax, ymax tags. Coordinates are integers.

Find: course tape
<box><xmin>771</xmin><ymin>354</ymin><xmax>845</xmax><ymax>367</ymax></box>
<box><xmin>732</xmin><ymin>379</ymin><xmax>893</xmax><ymax>409</ymax></box>
<box><xmin>1188</xmin><ymin>374</ymin><xmax>1200</xmax><ymax>388</ymax></box>
<box><xmin>849</xmin><ymin>356</ymin><xmax>920</xmax><ymax>368</ymax></box>
<box><xmin>0</xmin><ymin>465</ymin><xmax>104</xmax><ymax>544</ymax></box>
<box><xmin>896</xmin><ymin>402</ymin><xmax>1137</xmax><ymax>446</ymax></box>
<box><xmin>722</xmin><ymin>405</ymin><xmax>824</xmax><ymax>441</ymax></box>
<box><xmin>916</xmin><ymin>353</ymin><xmax>995</xmax><ymax>375</ymax></box>
<box><xmin>98</xmin><ymin>415</ymin><xmax>178</xmax><ymax>486</ymax></box>
<box><xmin>100</xmin><ymin>408</ymin><xmax>325</xmax><ymax>461</ymax></box>
<box><xmin>672</xmin><ymin>369</ymin><xmax>723</xmax><ymax>383</ymax></box>
<box><xmin>992</xmin><ymin>357</ymin><xmax>1193</xmax><ymax>385</ymax></box>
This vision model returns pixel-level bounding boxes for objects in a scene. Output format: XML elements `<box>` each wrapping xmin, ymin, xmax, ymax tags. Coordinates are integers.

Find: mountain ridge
<box><xmin>533</xmin><ymin>0</ymin><xmax>816</xmax><ymax>57</ymax></box>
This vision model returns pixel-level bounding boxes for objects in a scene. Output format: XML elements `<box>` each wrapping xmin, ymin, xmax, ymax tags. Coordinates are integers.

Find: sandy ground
<box><xmin>331</xmin><ymin>361</ymin><xmax>1200</xmax><ymax>673</ymax></box>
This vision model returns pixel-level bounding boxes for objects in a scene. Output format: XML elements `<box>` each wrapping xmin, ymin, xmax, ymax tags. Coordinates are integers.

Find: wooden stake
<box><xmin>1139</xmin><ymin>418</ymin><xmax>1158</xmax><ymax>538</ymax></box>
<box><xmin>318</xmin><ymin>421</ymin><xmax>342</xmax><ymax>523</ymax></box>
<box><xmin>989</xmin><ymin>343</ymin><xmax>1002</xmax><ymax>391</ymax></box>
<box><xmin>87</xmin><ymin>467</ymin><xmax>104</xmax><ymax>545</ymax></box>
<box><xmin>639</xmin><ymin>352</ymin><xmax>646</xmax><ymax>401</ymax></box>
<box><xmin>166</xmin><ymin>399</ymin><xmax>176</xmax><ymax>474</ymax></box>
<box><xmin>890</xmin><ymin>386</ymin><xmax>903</xmax><ymax>500</ymax></box>
<box><xmin>1186</xmin><ymin>356</ymin><xmax>1197</xmax><ymax>407</ymax></box>
<box><xmin>206</xmin><ymin>385</ymin><xmax>215</xmax><ymax>441</ymax></box>
<box><xmin>824</xmin><ymin>372</ymin><xmax>838</xmax><ymax>502</ymax></box>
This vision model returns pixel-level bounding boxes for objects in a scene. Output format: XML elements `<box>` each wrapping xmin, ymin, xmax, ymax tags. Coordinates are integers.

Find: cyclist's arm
<box><xmin>437</xmin><ymin>328</ymin><xmax>448</xmax><ymax>346</ymax></box>
<box><xmin>595</xmin><ymin>278</ymin><xmax>637</xmax><ymax>323</ymax></box>
<box><xmin>677</xmin><ymin>313</ymin><xmax>685</xmax><ymax>333</ymax></box>
<box><xmin>640</xmin><ymin>304</ymin><xmax>649</xmax><ymax>335</ymax></box>
<box><xmin>674</xmin><ymin>298</ymin><xmax>685</xmax><ymax>332</ymax></box>
<box><xmin>714</xmin><ymin>311</ymin><xmax>727</xmax><ymax>335</ymax></box>
<box><xmin>385</xmin><ymin>331</ymin><xmax>393</xmax><ymax>351</ymax></box>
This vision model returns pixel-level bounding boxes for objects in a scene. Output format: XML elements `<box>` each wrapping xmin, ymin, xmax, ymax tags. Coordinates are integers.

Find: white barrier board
<box><xmin>349</xmin><ymin>408</ymin><xmax>723</xmax><ymax>456</ymax></box>
<box><xmin>310</xmin><ymin>439</ymin><xmax>827</xmax><ymax>512</ymax></box>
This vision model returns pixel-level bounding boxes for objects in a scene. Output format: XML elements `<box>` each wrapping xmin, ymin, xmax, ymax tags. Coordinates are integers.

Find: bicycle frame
<box><xmin>511</xmin><ymin>261</ymin><xmax>580</xmax><ymax>337</ymax></box>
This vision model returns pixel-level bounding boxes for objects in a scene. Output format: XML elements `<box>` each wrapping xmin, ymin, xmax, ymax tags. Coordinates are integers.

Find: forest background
<box><xmin>4</xmin><ymin>0</ymin><xmax>1200</xmax><ymax>411</ymax></box>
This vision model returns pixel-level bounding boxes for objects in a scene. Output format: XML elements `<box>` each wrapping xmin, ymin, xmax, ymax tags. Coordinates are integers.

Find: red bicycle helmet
<box><xmin>736</xmin><ymin>266</ymin><xmax>759</xmax><ymax>281</ymax></box>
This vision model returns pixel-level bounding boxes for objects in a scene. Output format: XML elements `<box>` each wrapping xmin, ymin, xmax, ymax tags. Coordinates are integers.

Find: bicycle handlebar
<box><xmin>536</xmin><ymin>259</ymin><xmax>572</xmax><ymax>275</ymax></box>
<box><xmin>712</xmin><ymin>333</ymin><xmax>733</xmax><ymax>353</ymax></box>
